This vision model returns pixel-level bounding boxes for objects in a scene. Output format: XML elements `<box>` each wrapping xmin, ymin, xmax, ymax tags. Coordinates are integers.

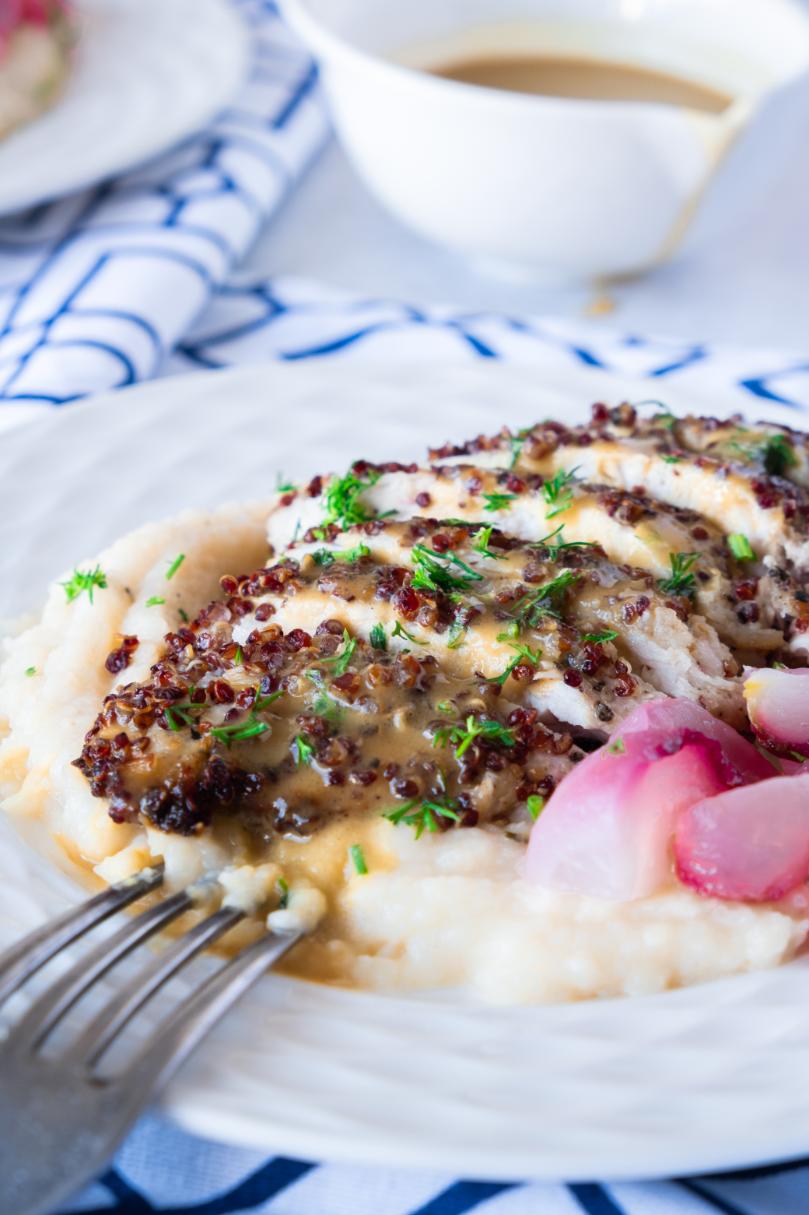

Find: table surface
<box><xmin>250</xmin><ymin>96</ymin><xmax>809</xmax><ymax>354</ymax></box>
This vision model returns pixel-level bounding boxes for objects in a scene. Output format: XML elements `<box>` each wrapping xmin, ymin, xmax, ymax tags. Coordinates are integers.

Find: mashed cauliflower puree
<box><xmin>1</xmin><ymin>503</ymin><xmax>807</xmax><ymax>1005</ymax></box>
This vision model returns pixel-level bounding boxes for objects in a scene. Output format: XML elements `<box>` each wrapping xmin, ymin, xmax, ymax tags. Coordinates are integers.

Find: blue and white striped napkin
<box><xmin>1</xmin><ymin>3</ymin><xmax>809</xmax><ymax>1213</ymax></box>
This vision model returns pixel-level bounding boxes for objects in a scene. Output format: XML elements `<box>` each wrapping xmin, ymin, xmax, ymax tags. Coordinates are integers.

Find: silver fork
<box><xmin>0</xmin><ymin>864</ymin><xmax>302</xmax><ymax>1215</ymax></box>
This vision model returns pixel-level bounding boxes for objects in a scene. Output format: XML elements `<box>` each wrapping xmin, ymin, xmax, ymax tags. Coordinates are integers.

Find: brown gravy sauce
<box><xmin>430</xmin><ymin>53</ymin><xmax>732</xmax><ymax>114</ymax></box>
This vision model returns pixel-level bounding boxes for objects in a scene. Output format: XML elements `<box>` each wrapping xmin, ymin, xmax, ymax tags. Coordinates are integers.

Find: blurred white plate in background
<box><xmin>0</xmin><ymin>0</ymin><xmax>249</xmax><ymax>217</ymax></box>
<box><xmin>2</xmin><ymin>362</ymin><xmax>809</xmax><ymax>1179</ymax></box>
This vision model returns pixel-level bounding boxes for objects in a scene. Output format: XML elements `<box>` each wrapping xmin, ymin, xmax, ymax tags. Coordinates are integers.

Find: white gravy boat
<box><xmin>280</xmin><ymin>0</ymin><xmax>809</xmax><ymax>282</ymax></box>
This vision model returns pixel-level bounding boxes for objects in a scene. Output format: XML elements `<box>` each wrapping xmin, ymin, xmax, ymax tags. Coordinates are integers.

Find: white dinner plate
<box><xmin>0</xmin><ymin>0</ymin><xmax>248</xmax><ymax>217</ymax></box>
<box><xmin>2</xmin><ymin>361</ymin><xmax>809</xmax><ymax>1181</ymax></box>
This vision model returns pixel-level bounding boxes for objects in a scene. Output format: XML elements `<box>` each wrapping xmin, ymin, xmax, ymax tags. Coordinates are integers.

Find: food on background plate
<box><xmin>0</xmin><ymin>1</ymin><xmax>74</xmax><ymax>141</ymax></box>
<box><xmin>3</xmin><ymin>402</ymin><xmax>809</xmax><ymax>1004</ymax></box>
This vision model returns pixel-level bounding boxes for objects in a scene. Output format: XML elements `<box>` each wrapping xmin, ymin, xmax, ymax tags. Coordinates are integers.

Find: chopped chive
<box><xmin>24</xmin><ymin>666</ymin><xmax>36</xmax><ymax>677</ymax></box>
<box><xmin>165</xmin><ymin>554</ymin><xmax>185</xmax><ymax>581</ymax></box>
<box><xmin>583</xmin><ymin>629</ymin><xmax>618</xmax><ymax>644</ymax></box>
<box><xmin>145</xmin><ymin>595</ymin><xmax>165</xmax><ymax>607</ymax></box>
<box><xmin>526</xmin><ymin>794</ymin><xmax>545</xmax><ymax>821</ymax></box>
<box><xmin>349</xmin><ymin>844</ymin><xmax>368</xmax><ymax>875</ymax></box>
<box><xmin>727</xmin><ymin>533</ymin><xmax>755</xmax><ymax>562</ymax></box>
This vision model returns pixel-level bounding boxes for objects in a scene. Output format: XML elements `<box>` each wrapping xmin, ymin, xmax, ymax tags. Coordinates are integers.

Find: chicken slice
<box><xmin>429</xmin><ymin>403</ymin><xmax>809</xmax><ymax>574</ymax></box>
<box><xmin>267</xmin><ymin>463</ymin><xmax>790</xmax><ymax>656</ymax></box>
<box><xmin>256</xmin><ymin>517</ymin><xmax>744</xmax><ymax>726</ymax></box>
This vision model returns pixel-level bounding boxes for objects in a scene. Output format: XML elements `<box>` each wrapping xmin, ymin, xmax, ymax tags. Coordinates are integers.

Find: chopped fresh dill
<box><xmin>369</xmin><ymin>622</ymin><xmax>387</xmax><ymax>650</ymax></box>
<box><xmin>533</xmin><ymin>524</ymin><xmax>593</xmax><ymax>559</ymax></box>
<box><xmin>471</xmin><ymin>525</ymin><xmax>507</xmax><ymax>561</ymax></box>
<box><xmin>349</xmin><ymin>844</ymin><xmax>368</xmax><ymax>875</ymax></box>
<box><xmin>509</xmin><ymin>427</ymin><xmax>531</xmax><ymax>469</ymax></box>
<box><xmin>293</xmin><ymin>735</ymin><xmax>315</xmax><ymax>766</ymax></box>
<box><xmin>145</xmin><ymin>595</ymin><xmax>165</xmax><ymax>607</ymax></box>
<box><xmin>392</xmin><ymin>620</ymin><xmax>421</xmax><ymax>645</ymax></box>
<box><xmin>233</xmin><ymin>645</ymin><xmax>243</xmax><ymax>666</ymax></box>
<box><xmin>318</xmin><ymin>467</ymin><xmax>390</xmax><ymax>533</ymax></box>
<box><xmin>24</xmin><ymin>666</ymin><xmax>36</xmax><ymax>677</ymax></box>
<box><xmin>165</xmin><ymin>554</ymin><xmax>185</xmax><ymax>581</ymax></box>
<box><xmin>275</xmin><ymin>474</ymin><xmax>296</xmax><ymax>493</ymax></box>
<box><xmin>61</xmin><ymin>565</ymin><xmax>107</xmax><ymax>605</ymax></box>
<box><xmin>384</xmin><ymin>798</ymin><xmax>461</xmax><ymax>839</ymax></box>
<box><xmin>410</xmin><ymin>544</ymin><xmax>484</xmax><ymax>594</ymax></box>
<box><xmin>482</xmin><ymin>492</ymin><xmax>518</xmax><ymax>512</ymax></box>
<box><xmin>583</xmin><ymin>629</ymin><xmax>619</xmax><ymax>644</ymax></box>
<box><xmin>659</xmin><ymin>551</ymin><xmax>699</xmax><ymax>596</ymax></box>
<box><xmin>178</xmin><ymin>608</ymin><xmax>189</xmax><ymax>623</ymax></box>
<box><xmin>446</xmin><ymin>621</ymin><xmax>467</xmax><ymax>649</ymax></box>
<box><xmin>542</xmin><ymin>468</ymin><xmax>579</xmax><ymax>519</ymax></box>
<box><xmin>433</xmin><ymin>714</ymin><xmax>516</xmax><ymax>758</ymax></box>
<box><xmin>512</xmin><ymin>569</ymin><xmax>580</xmax><ymax>627</ymax></box>
<box><xmin>322</xmin><ymin>627</ymin><xmax>357</xmax><ymax>677</ymax></box>
<box><xmin>727</xmin><ymin>533</ymin><xmax>755</xmax><ymax>562</ymax></box>
<box><xmin>490</xmin><ymin>637</ymin><xmax>542</xmax><ymax>686</ymax></box>
<box><xmin>209</xmin><ymin>717</ymin><xmax>269</xmax><ymax>745</ymax></box>
<box><xmin>311</xmin><ymin>542</ymin><xmax>371</xmax><ymax>566</ymax></box>
<box><xmin>662</xmin><ymin>454</ymin><xmax>682</xmax><ymax>464</ymax></box>
<box><xmin>526</xmin><ymin>794</ymin><xmax>545</xmax><ymax>821</ymax></box>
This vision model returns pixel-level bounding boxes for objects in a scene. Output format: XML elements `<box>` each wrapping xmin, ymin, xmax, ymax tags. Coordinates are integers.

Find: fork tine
<box><xmin>122</xmin><ymin>928</ymin><xmax>302</xmax><ymax>1094</ymax></box>
<box><xmin>9</xmin><ymin>889</ymin><xmax>193</xmax><ymax>1052</ymax></box>
<box><xmin>72</xmin><ymin>904</ymin><xmax>244</xmax><ymax>1068</ymax></box>
<box><xmin>0</xmin><ymin>864</ymin><xmax>164</xmax><ymax>1007</ymax></box>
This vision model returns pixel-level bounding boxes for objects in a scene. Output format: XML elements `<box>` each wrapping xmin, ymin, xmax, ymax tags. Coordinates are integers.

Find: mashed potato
<box><xmin>1</xmin><ymin>504</ymin><xmax>807</xmax><ymax>1005</ymax></box>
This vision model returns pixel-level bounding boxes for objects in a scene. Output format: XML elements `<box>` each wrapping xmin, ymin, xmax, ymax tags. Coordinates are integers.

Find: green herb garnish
<box><xmin>662</xmin><ymin>455</ymin><xmax>682</xmax><ymax>464</ymax></box>
<box><xmin>608</xmin><ymin>738</ymin><xmax>625</xmax><ymax>754</ymax></box>
<box><xmin>319</xmin><ymin>467</ymin><xmax>389</xmax><ymax>534</ymax></box>
<box><xmin>293</xmin><ymin>735</ymin><xmax>315</xmax><ymax>766</ymax></box>
<box><xmin>433</xmin><ymin>714</ymin><xmax>516</xmax><ymax>758</ymax></box>
<box><xmin>509</xmin><ymin>427</ymin><xmax>531</xmax><ymax>469</ymax></box>
<box><xmin>392</xmin><ymin>620</ymin><xmax>421</xmax><ymax>645</ymax></box>
<box><xmin>490</xmin><ymin>638</ymin><xmax>542</xmax><ymax>686</ymax></box>
<box><xmin>276</xmin><ymin>474</ymin><xmax>296</xmax><ymax>493</ymax></box>
<box><xmin>369</xmin><ymin>622</ymin><xmax>387</xmax><ymax>650</ymax></box>
<box><xmin>322</xmin><ymin>628</ymin><xmax>357</xmax><ymax>677</ymax></box>
<box><xmin>145</xmin><ymin>595</ymin><xmax>165</xmax><ymax>607</ymax></box>
<box><xmin>526</xmin><ymin>794</ymin><xmax>545</xmax><ymax>821</ymax></box>
<box><xmin>233</xmin><ymin>645</ymin><xmax>243</xmax><ymax>666</ymax></box>
<box><xmin>659</xmin><ymin>552</ymin><xmax>699</xmax><ymax>596</ymax></box>
<box><xmin>384</xmin><ymin>798</ymin><xmax>462</xmax><ymax>839</ymax></box>
<box><xmin>209</xmin><ymin>717</ymin><xmax>269</xmax><ymax>745</ymax></box>
<box><xmin>349</xmin><ymin>844</ymin><xmax>368</xmax><ymax>875</ymax></box>
<box><xmin>512</xmin><ymin>569</ymin><xmax>580</xmax><ymax>627</ymax></box>
<box><xmin>446</xmin><ymin>621</ymin><xmax>467</xmax><ymax>649</ymax></box>
<box><xmin>727</xmin><ymin>533</ymin><xmax>755</xmax><ymax>562</ymax></box>
<box><xmin>410</xmin><ymin>544</ymin><xmax>484</xmax><ymax>594</ymax></box>
<box><xmin>277</xmin><ymin>876</ymin><xmax>289</xmax><ymax>909</ymax></box>
<box><xmin>472</xmin><ymin>525</ymin><xmax>507</xmax><ymax>561</ymax></box>
<box><xmin>24</xmin><ymin>666</ymin><xmax>36</xmax><ymax>677</ymax></box>
<box><xmin>165</xmin><ymin>554</ymin><xmax>185</xmax><ymax>581</ymax></box>
<box><xmin>311</xmin><ymin>542</ymin><xmax>371</xmax><ymax>566</ymax></box>
<box><xmin>178</xmin><ymin>608</ymin><xmax>189</xmax><ymax>623</ymax></box>
<box><xmin>542</xmin><ymin>468</ymin><xmax>579</xmax><ymax>518</ymax></box>
<box><xmin>482</xmin><ymin>492</ymin><xmax>518</xmax><ymax>513</ymax></box>
<box><xmin>62</xmin><ymin>565</ymin><xmax>107</xmax><ymax>605</ymax></box>
<box><xmin>583</xmin><ymin>629</ymin><xmax>618</xmax><ymax>644</ymax></box>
